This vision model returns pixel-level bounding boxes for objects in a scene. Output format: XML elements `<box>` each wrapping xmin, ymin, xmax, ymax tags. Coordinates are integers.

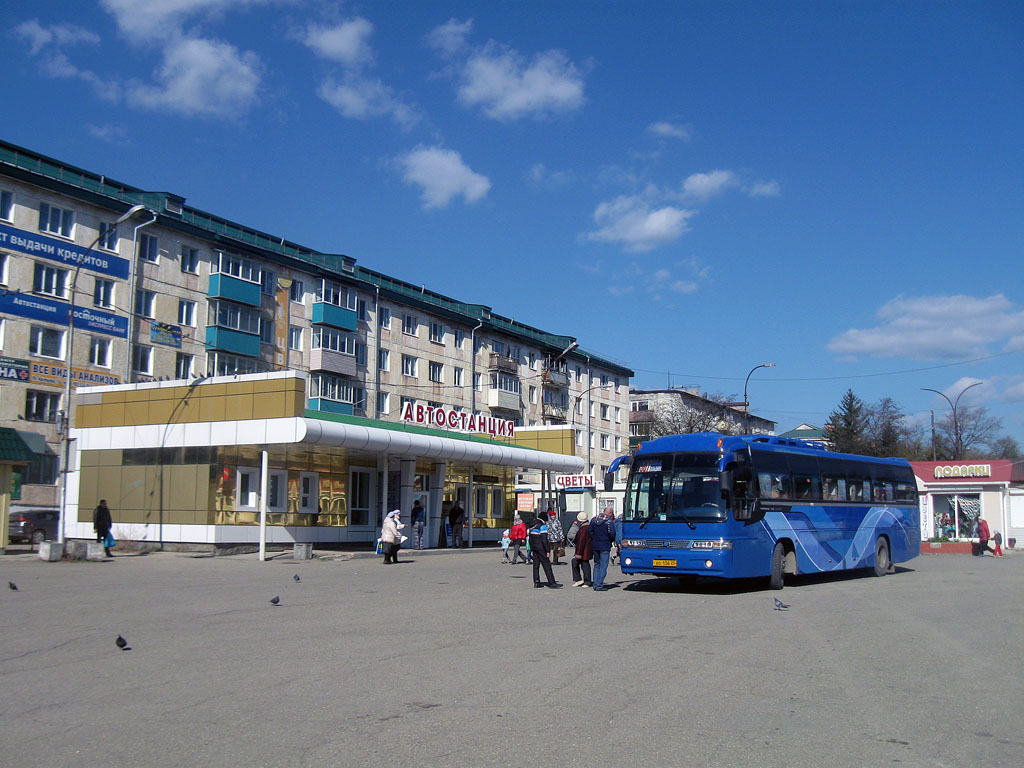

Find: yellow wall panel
<box><xmin>99</xmin><ymin>402</ymin><xmax>125</xmax><ymax>426</ymax></box>
<box><xmin>199</xmin><ymin>396</ymin><xmax>226</xmax><ymax>422</ymax></box>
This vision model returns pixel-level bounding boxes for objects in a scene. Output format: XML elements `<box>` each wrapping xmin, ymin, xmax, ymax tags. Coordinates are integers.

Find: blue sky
<box><xmin>5</xmin><ymin>1</ymin><xmax>1023</xmax><ymax>444</ymax></box>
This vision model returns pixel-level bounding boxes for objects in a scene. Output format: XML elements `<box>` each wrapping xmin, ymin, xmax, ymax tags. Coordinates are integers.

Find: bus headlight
<box><xmin>691</xmin><ymin>539</ymin><xmax>732</xmax><ymax>550</ymax></box>
<box><xmin>705</xmin><ymin>560</ymin><xmax>714</xmax><ymax>568</ymax></box>
<box><xmin>624</xmin><ymin>557</ymin><xmax>633</xmax><ymax>566</ymax></box>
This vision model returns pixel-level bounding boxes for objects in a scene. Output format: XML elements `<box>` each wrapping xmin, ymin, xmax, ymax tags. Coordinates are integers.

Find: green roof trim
<box><xmin>0</xmin><ymin>427</ymin><xmax>35</xmax><ymax>464</ymax></box>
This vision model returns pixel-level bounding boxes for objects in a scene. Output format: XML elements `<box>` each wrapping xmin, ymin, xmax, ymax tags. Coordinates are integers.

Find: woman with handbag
<box><xmin>93</xmin><ymin>500</ymin><xmax>114</xmax><ymax>558</ymax></box>
<box><xmin>380</xmin><ymin>510</ymin><xmax>404</xmax><ymax>564</ymax></box>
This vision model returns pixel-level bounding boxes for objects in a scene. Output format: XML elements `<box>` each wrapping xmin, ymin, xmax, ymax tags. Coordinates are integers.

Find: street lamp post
<box><xmin>58</xmin><ymin>204</ymin><xmax>150</xmax><ymax>545</ymax></box>
<box><xmin>921</xmin><ymin>382</ymin><xmax>982</xmax><ymax>460</ymax></box>
<box><xmin>743</xmin><ymin>362</ymin><xmax>776</xmax><ymax>434</ymax></box>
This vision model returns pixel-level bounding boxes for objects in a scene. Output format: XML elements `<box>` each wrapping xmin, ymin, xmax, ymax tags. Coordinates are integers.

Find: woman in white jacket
<box><xmin>381</xmin><ymin>510</ymin><xmax>404</xmax><ymax>564</ymax></box>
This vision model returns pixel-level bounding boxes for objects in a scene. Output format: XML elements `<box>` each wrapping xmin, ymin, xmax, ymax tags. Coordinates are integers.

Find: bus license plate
<box><xmin>652</xmin><ymin>559</ymin><xmax>677</xmax><ymax>567</ymax></box>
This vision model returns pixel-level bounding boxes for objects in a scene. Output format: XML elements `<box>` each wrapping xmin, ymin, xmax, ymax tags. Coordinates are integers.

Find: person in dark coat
<box><xmin>570</xmin><ymin>511</ymin><xmax>592</xmax><ymax>587</ymax></box>
<box><xmin>528</xmin><ymin>514</ymin><xmax>561</xmax><ymax>588</ymax></box>
<box><xmin>589</xmin><ymin>506</ymin><xmax>617</xmax><ymax>591</ymax></box>
<box><xmin>93</xmin><ymin>500</ymin><xmax>113</xmax><ymax>558</ymax></box>
<box><xmin>409</xmin><ymin>500</ymin><xmax>425</xmax><ymax>550</ymax></box>
<box><xmin>448</xmin><ymin>501</ymin><xmax>466</xmax><ymax>548</ymax></box>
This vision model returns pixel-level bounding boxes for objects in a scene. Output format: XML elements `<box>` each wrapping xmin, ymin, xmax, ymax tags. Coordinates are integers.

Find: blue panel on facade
<box><xmin>208</xmin><ymin>273</ymin><xmax>261</xmax><ymax>306</ymax></box>
<box><xmin>311</xmin><ymin>303</ymin><xmax>358</xmax><ymax>330</ymax></box>
<box><xmin>307</xmin><ymin>398</ymin><xmax>355</xmax><ymax>416</ymax></box>
<box><xmin>205</xmin><ymin>326</ymin><xmax>261</xmax><ymax>357</ymax></box>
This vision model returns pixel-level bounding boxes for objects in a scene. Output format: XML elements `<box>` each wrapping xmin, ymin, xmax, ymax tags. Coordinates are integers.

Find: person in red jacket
<box><xmin>509</xmin><ymin>516</ymin><xmax>528</xmax><ymax>564</ymax></box>
<box><xmin>976</xmin><ymin>516</ymin><xmax>994</xmax><ymax>557</ymax></box>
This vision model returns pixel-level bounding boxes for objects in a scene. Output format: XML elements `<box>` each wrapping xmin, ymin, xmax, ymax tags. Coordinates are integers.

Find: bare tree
<box><xmin>936</xmin><ymin>406</ymin><xmax>1002</xmax><ymax>459</ymax></box>
<box><xmin>988</xmin><ymin>435</ymin><xmax>1020</xmax><ymax>460</ymax></box>
<box><xmin>649</xmin><ymin>392</ymin><xmax>742</xmax><ymax>437</ymax></box>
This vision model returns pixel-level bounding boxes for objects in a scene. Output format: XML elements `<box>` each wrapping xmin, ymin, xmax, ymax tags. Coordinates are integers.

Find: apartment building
<box><xmin>0</xmin><ymin>140</ymin><xmax>631</xmax><ymax>543</ymax></box>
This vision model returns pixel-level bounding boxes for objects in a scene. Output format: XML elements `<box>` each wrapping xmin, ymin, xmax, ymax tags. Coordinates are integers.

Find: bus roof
<box><xmin>633</xmin><ymin>432</ymin><xmax>912</xmax><ymax>467</ymax></box>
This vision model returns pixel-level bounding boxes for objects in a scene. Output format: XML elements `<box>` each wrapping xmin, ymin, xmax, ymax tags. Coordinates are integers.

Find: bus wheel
<box><xmin>873</xmin><ymin>538</ymin><xmax>890</xmax><ymax>577</ymax></box>
<box><xmin>770</xmin><ymin>542</ymin><xmax>786</xmax><ymax>590</ymax></box>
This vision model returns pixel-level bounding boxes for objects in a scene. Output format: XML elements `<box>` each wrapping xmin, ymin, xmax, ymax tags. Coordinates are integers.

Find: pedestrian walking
<box><xmin>448</xmin><ymin>500</ymin><xmax>466</xmax><ymax>548</ymax></box>
<box><xmin>510</xmin><ymin>515</ymin><xmax>528</xmax><ymax>564</ymax></box>
<box><xmin>570</xmin><ymin>511</ymin><xmax>592</xmax><ymax>587</ymax></box>
<box><xmin>976</xmin><ymin>516</ymin><xmax>994</xmax><ymax>557</ymax></box>
<box><xmin>381</xmin><ymin>510</ymin><xmax>404</xmax><ymax>564</ymax></box>
<box><xmin>589</xmin><ymin>506</ymin><xmax>617</xmax><ymax>591</ymax></box>
<box><xmin>993</xmin><ymin>529</ymin><xmax>1004</xmax><ymax>557</ymax></box>
<box><xmin>410</xmin><ymin>499</ymin><xmax>425</xmax><ymax>550</ymax></box>
<box><xmin>529</xmin><ymin>514</ymin><xmax>561</xmax><ymax>588</ymax></box>
<box><xmin>500</xmin><ymin>529</ymin><xmax>512</xmax><ymax>563</ymax></box>
<box><xmin>93</xmin><ymin>499</ymin><xmax>114</xmax><ymax>558</ymax></box>
<box><xmin>546</xmin><ymin>508</ymin><xmax>565</xmax><ymax>564</ymax></box>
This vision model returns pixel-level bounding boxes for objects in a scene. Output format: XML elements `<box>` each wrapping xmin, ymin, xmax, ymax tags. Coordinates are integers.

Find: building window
<box><xmin>289</xmin><ymin>279</ymin><xmax>304</xmax><ymax>303</ymax></box>
<box><xmin>136</xmin><ymin>289</ymin><xmax>156</xmax><ymax>319</ymax></box>
<box><xmin>528</xmin><ymin>352</ymin><xmax>537</xmax><ymax>369</ymax></box>
<box><xmin>93</xmin><ymin>278</ymin><xmax>114</xmax><ymax>309</ymax></box>
<box><xmin>209</xmin><ymin>300</ymin><xmax>261</xmax><ymax>335</ymax></box>
<box><xmin>575</xmin><ymin>367</ymin><xmax>583</xmax><ymax>382</ymax></box>
<box><xmin>0</xmin><ymin>252</ymin><xmax>7</xmax><ymax>284</ymax></box>
<box><xmin>348</xmin><ymin>469</ymin><xmax>371</xmax><ymax>525</ymax></box>
<box><xmin>288</xmin><ymin>327</ymin><xmax>302</xmax><ymax>351</ymax></box>
<box><xmin>355</xmin><ymin>342</ymin><xmax>367</xmax><ymax>366</ymax></box>
<box><xmin>379</xmin><ymin>306</ymin><xmax>391</xmax><ymax>329</ymax></box>
<box><xmin>132</xmin><ymin>345</ymin><xmax>153</xmax><ymax>375</ymax></box>
<box><xmin>236</xmin><ymin>467</ymin><xmax>260</xmax><ymax>510</ymax></box>
<box><xmin>473</xmin><ymin>372</ymin><xmax>481</xmax><ymax>391</ymax></box>
<box><xmin>25</xmin><ymin>390</ymin><xmax>61</xmax><ymax>422</ymax></box>
<box><xmin>315</xmin><ymin>279</ymin><xmax>357</xmax><ymax>309</ymax></box>
<box><xmin>429</xmin><ymin>361</ymin><xmax>443</xmax><ymax>382</ymax></box>
<box><xmin>260</xmin><ymin>268</ymin><xmax>276</xmax><ymax>296</ymax></box>
<box><xmin>357</xmin><ymin>298</ymin><xmax>368</xmax><ymax>322</ymax></box>
<box><xmin>632</xmin><ymin>400</ymin><xmax>649</xmax><ymax>411</ymax></box>
<box><xmin>601</xmin><ymin>404</ymin><xmax>609</xmax><ymax>420</ymax></box>
<box><xmin>529</xmin><ymin>386</ymin><xmax>537</xmax><ymax>404</ymax></box>
<box><xmin>259</xmin><ymin>318</ymin><xmax>274</xmax><ymax>344</ymax></box>
<box><xmin>0</xmin><ymin>318</ymin><xmax>4</xmax><ymax>349</ymax></box>
<box><xmin>377</xmin><ymin>391</ymin><xmax>390</xmax><ymax>416</ymax></box>
<box><xmin>178</xmin><ymin>299</ymin><xmax>196</xmax><ymax>327</ymax></box>
<box><xmin>0</xmin><ymin>189</ymin><xmax>12</xmax><ymax>221</ymax></box>
<box><xmin>455</xmin><ymin>329</ymin><xmax>465</xmax><ymax>349</ymax></box>
<box><xmin>576</xmin><ymin>429</ymin><xmax>584</xmax><ymax>447</ymax></box>
<box><xmin>29</xmin><ymin>325</ymin><xmax>65</xmax><ymax>359</ymax></box>
<box><xmin>615</xmin><ymin>407</ymin><xmax>622</xmax><ymax>423</ymax></box>
<box><xmin>33</xmin><ymin>263</ymin><xmax>69</xmax><ymax>299</ymax></box>
<box><xmin>180</xmin><ymin>245</ymin><xmax>200</xmax><ymax>274</ymax></box>
<box><xmin>39</xmin><ymin>203</ymin><xmax>73</xmax><ymax>238</ymax></box>
<box><xmin>490</xmin><ymin>371</ymin><xmax>520</xmax><ymax>394</ymax></box>
<box><xmin>89</xmin><ymin>337</ymin><xmax>111</xmax><ymax>367</ymax></box>
<box><xmin>139</xmin><ymin>233</ymin><xmax>159</xmax><ymax>263</ymax></box>
<box><xmin>378</xmin><ymin>348</ymin><xmax>390</xmax><ymax>372</ymax></box>
<box><xmin>310</xmin><ymin>373</ymin><xmax>364</xmax><ymax>408</ymax></box>
<box><xmin>98</xmin><ymin>222</ymin><xmax>118</xmax><ymax>251</ymax></box>
<box><xmin>601</xmin><ymin>434</ymin><xmax>610</xmax><ymax>450</ymax></box>
<box><xmin>299</xmin><ymin>472</ymin><xmax>319</xmax><ymax>514</ymax></box>
<box><xmin>311</xmin><ymin>326</ymin><xmax>355</xmax><ymax>355</ymax></box>
<box><xmin>208</xmin><ymin>353</ymin><xmax>263</xmax><ymax>377</ymax></box>
<box><xmin>430</xmin><ymin>322</ymin><xmax>445</xmax><ymax>343</ymax></box>
<box><xmin>454</xmin><ymin>367</ymin><xmax>464</xmax><ymax>387</ymax></box>
<box><xmin>213</xmin><ymin>252</ymin><xmax>257</xmax><ymax>282</ymax></box>
<box><xmin>403</xmin><ymin>314</ymin><xmax>418</xmax><ymax>336</ymax></box>
<box><xmin>401</xmin><ymin>354</ymin><xmax>418</xmax><ymax>377</ymax></box>
<box><xmin>175</xmin><ymin>352</ymin><xmax>194</xmax><ymax>379</ymax></box>
<box><xmin>615</xmin><ymin>436</ymin><xmax>622</xmax><ymax>452</ymax></box>
<box><xmin>400</xmin><ymin>396</ymin><xmax>414</xmax><ymax>413</ymax></box>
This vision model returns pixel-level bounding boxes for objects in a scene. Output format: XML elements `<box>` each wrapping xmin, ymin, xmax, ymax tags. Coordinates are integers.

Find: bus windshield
<box><xmin>625</xmin><ymin>453</ymin><xmax>725</xmax><ymax>524</ymax></box>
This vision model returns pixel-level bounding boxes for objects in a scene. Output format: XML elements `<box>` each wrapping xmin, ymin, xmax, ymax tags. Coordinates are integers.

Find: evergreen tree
<box><xmin>825</xmin><ymin>389</ymin><xmax>870</xmax><ymax>454</ymax></box>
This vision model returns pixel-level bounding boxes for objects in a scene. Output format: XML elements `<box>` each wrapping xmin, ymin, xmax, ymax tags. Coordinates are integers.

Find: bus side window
<box><xmin>847</xmin><ymin>481</ymin><xmax>862</xmax><ymax>501</ymax></box>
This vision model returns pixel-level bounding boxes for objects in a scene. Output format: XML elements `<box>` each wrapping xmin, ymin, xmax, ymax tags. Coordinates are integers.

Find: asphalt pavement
<box><xmin>1</xmin><ymin>546</ymin><xmax>1022</xmax><ymax>767</ymax></box>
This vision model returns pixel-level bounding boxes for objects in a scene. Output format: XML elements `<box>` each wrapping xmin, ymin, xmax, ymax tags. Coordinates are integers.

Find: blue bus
<box><xmin>613</xmin><ymin>433</ymin><xmax>920</xmax><ymax>589</ymax></box>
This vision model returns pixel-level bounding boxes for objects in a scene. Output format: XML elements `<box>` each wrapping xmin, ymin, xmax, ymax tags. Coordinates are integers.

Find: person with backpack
<box><xmin>589</xmin><ymin>506</ymin><xmax>617</xmax><ymax>591</ymax></box>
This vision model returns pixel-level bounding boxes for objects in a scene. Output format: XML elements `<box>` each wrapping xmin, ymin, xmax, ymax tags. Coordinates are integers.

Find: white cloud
<box><xmin>671</xmin><ymin>280</ymin><xmax>698</xmax><ymax>294</ymax></box>
<box><xmin>303</xmin><ymin>19</ymin><xmax>374</xmax><ymax>66</ymax></box>
<box><xmin>827</xmin><ymin>294</ymin><xmax>1024</xmax><ymax>360</ymax></box>
<box><xmin>528</xmin><ymin>163</ymin><xmax>573</xmax><ymax>186</ymax></box>
<box><xmin>87</xmin><ymin>124</ymin><xmax>130</xmax><ymax>144</ymax></box>
<box><xmin>15</xmin><ymin>20</ymin><xmax>119</xmax><ymax>101</ymax></box>
<box><xmin>586</xmin><ymin>195</ymin><xmax>696</xmax><ymax>252</ymax></box>
<box><xmin>127</xmin><ymin>36</ymin><xmax>260</xmax><ymax>117</ymax></box>
<box><xmin>100</xmin><ymin>0</ymin><xmax>267</xmax><ymax>39</ymax></box>
<box><xmin>648</xmin><ymin>121</ymin><xmax>690</xmax><ymax>141</ymax></box>
<box><xmin>397</xmin><ymin>146</ymin><xmax>491</xmax><ymax>209</ymax></box>
<box><xmin>747</xmin><ymin>180</ymin><xmax>781</xmax><ymax>197</ymax></box>
<box><xmin>318</xmin><ymin>74</ymin><xmax>418</xmax><ymax>128</ymax></box>
<box><xmin>608</xmin><ymin>285</ymin><xmax>634</xmax><ymax>296</ymax></box>
<box><xmin>682</xmin><ymin>169</ymin><xmax>739</xmax><ymax>201</ymax></box>
<box><xmin>426</xmin><ymin>18</ymin><xmax>473</xmax><ymax>58</ymax></box>
<box><xmin>15</xmin><ymin>19</ymin><xmax>100</xmax><ymax>54</ymax></box>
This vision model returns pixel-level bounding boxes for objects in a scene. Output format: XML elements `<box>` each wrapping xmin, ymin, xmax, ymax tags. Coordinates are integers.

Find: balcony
<box><xmin>307</xmin><ymin>398</ymin><xmax>354</xmax><ymax>416</ymax></box>
<box><xmin>488</xmin><ymin>353</ymin><xmax>518</xmax><ymax>374</ymax></box>
<box><xmin>205</xmin><ymin>326</ymin><xmax>260</xmax><ymax>357</ymax></box>
<box><xmin>542</xmin><ymin>367</ymin><xmax>569</xmax><ymax>388</ymax></box>
<box><xmin>311</xmin><ymin>303</ymin><xmax>358</xmax><ymax>331</ymax></box>
<box><xmin>208</xmin><ymin>273</ymin><xmax>261</xmax><ymax>306</ymax></box>
<box><xmin>487</xmin><ymin>388</ymin><xmax>521</xmax><ymax>412</ymax></box>
<box><xmin>542</xmin><ymin>403</ymin><xmax>567</xmax><ymax>421</ymax></box>
<box><xmin>309</xmin><ymin>348</ymin><xmax>357</xmax><ymax>377</ymax></box>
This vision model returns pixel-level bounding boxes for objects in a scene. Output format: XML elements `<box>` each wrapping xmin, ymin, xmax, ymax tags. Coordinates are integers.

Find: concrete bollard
<box><xmin>65</xmin><ymin>540</ymin><xmax>89</xmax><ymax>560</ymax></box>
<box><xmin>38</xmin><ymin>541</ymin><xmax>63</xmax><ymax>561</ymax></box>
<box><xmin>293</xmin><ymin>542</ymin><xmax>313</xmax><ymax>560</ymax></box>
<box><xmin>86</xmin><ymin>542</ymin><xmax>107</xmax><ymax>561</ymax></box>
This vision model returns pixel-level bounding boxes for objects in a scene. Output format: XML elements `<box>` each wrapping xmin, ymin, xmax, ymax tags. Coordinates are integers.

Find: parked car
<box><xmin>8</xmin><ymin>509</ymin><xmax>59</xmax><ymax>545</ymax></box>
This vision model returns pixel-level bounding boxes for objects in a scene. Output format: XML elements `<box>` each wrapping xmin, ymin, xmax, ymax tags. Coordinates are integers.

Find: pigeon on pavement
<box><xmin>270</xmin><ymin>596</ymin><xmax>280</xmax><ymax>605</ymax></box>
<box><xmin>116</xmin><ymin>635</ymin><xmax>130</xmax><ymax>650</ymax></box>
<box><xmin>8</xmin><ymin>582</ymin><xmax>18</xmax><ymax>591</ymax></box>
<box><xmin>774</xmin><ymin>597</ymin><xmax>790</xmax><ymax>611</ymax></box>
<box><xmin>293</xmin><ymin>574</ymin><xmax>301</xmax><ymax>582</ymax></box>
